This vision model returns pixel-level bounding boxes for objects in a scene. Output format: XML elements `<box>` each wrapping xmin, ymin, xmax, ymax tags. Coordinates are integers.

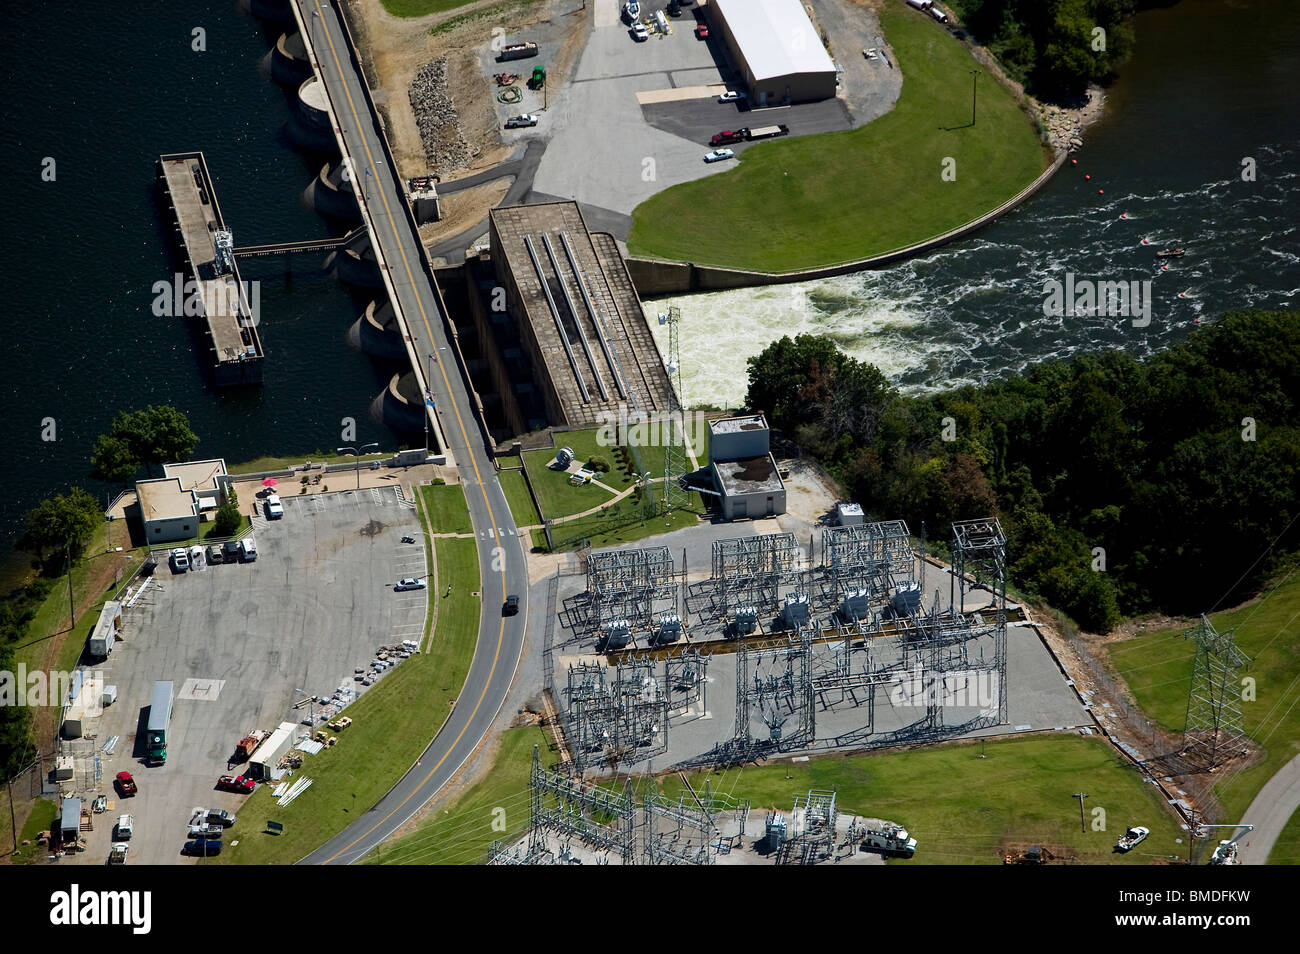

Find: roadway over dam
<box><xmin>288</xmin><ymin>0</ymin><xmax>529</xmax><ymax>865</ymax></box>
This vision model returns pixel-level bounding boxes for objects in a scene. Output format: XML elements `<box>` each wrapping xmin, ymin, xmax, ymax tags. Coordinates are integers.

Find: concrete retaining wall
<box><xmin>627</xmin><ymin>150</ymin><xmax>1071</xmax><ymax>296</ymax></box>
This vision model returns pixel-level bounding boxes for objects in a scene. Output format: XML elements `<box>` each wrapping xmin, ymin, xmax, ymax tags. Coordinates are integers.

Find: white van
<box><xmin>115</xmin><ymin>814</ymin><xmax>134</xmax><ymax>840</ymax></box>
<box><xmin>240</xmin><ymin>538</ymin><xmax>258</xmax><ymax>562</ymax></box>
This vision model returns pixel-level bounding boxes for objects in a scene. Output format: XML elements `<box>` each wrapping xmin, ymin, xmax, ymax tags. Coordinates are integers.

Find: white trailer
<box><xmin>247</xmin><ymin>721</ymin><xmax>300</xmax><ymax>780</ymax></box>
<box><xmin>88</xmin><ymin>600</ymin><xmax>123</xmax><ymax>658</ymax></box>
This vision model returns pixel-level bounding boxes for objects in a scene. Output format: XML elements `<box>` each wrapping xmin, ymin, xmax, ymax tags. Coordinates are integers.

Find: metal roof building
<box><xmin>710</xmin><ymin>0</ymin><xmax>838</xmax><ymax>105</ymax></box>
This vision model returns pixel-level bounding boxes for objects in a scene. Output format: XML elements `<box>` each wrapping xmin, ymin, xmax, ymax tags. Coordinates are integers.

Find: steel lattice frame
<box><xmin>709</xmin><ymin>532</ymin><xmax>803</xmax><ymax>616</ymax></box>
<box><xmin>735</xmin><ymin>625</ymin><xmax>816</xmax><ymax>749</ymax></box>
<box><xmin>563</xmin><ymin>659</ymin><xmax>669</xmax><ymax>771</ymax></box>
<box><xmin>528</xmin><ymin>746</ymin><xmax>638</xmax><ymax>863</ymax></box>
<box><xmin>661</xmin><ymin>305</ymin><xmax>691</xmax><ymax>513</ymax></box>
<box><xmin>585</xmin><ymin>546</ymin><xmax>681</xmax><ymax>640</ymax></box>
<box><xmin>777</xmin><ymin>790</ymin><xmax>838</xmax><ymax>865</ymax></box>
<box><xmin>1181</xmin><ymin>615</ymin><xmax>1250</xmax><ymax>767</ymax></box>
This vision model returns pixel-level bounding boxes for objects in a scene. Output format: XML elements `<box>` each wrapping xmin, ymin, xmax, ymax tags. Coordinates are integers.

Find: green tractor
<box><xmin>529</xmin><ymin>65</ymin><xmax>546</xmax><ymax>90</ymax></box>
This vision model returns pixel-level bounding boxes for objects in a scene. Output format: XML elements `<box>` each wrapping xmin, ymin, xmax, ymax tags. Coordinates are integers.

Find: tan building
<box><xmin>709</xmin><ymin>0</ymin><xmax>839</xmax><ymax>106</ymax></box>
<box><xmin>136</xmin><ymin>459</ymin><xmax>231</xmax><ymax>543</ymax></box>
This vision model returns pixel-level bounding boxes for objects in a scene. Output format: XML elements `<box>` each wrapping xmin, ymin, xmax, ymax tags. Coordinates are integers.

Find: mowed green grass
<box><xmin>672</xmin><ymin>735</ymin><xmax>1186</xmax><ymax>864</ymax></box>
<box><xmin>422</xmin><ymin>483</ymin><xmax>474</xmax><ymax>533</ymax></box>
<box><xmin>419</xmin><ymin>733</ymin><xmax>1185</xmax><ymax>865</ymax></box>
<box><xmin>1106</xmin><ymin>566</ymin><xmax>1300</xmax><ymax>821</ymax></box>
<box><xmin>628</xmin><ymin>7</ymin><xmax>1049</xmax><ymax>272</ymax></box>
<box><xmin>381</xmin><ymin>0</ymin><xmax>479</xmax><ymax>17</ymax></box>
<box><xmin>497</xmin><ymin>468</ymin><xmax>542</xmax><ymax>527</ymax></box>
<box><xmin>535</xmin><ymin>497</ymin><xmax>701</xmax><ymax>552</ymax></box>
<box><xmin>1269</xmin><ymin>807</ymin><xmax>1300</xmax><ymax>865</ymax></box>
<box><xmin>211</xmin><ymin>493</ymin><xmax>481</xmax><ymax>864</ymax></box>
<box><xmin>365</xmin><ymin>725</ymin><xmax>553</xmax><ymax>865</ymax></box>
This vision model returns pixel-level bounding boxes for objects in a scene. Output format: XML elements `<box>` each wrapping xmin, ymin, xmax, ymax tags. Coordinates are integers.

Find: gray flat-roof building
<box><xmin>708</xmin><ymin>414</ymin><xmax>786</xmax><ymax>520</ymax></box>
<box><xmin>709</xmin><ymin>0</ymin><xmax>839</xmax><ymax>106</ymax></box>
<box><xmin>485</xmin><ymin>202</ymin><xmax>676</xmax><ymax>432</ymax></box>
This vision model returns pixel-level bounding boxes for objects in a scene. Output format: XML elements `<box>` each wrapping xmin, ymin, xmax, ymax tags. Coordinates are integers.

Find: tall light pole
<box><xmin>1073</xmin><ymin>792</ymin><xmax>1089</xmax><ymax>833</ymax></box>
<box><xmin>294</xmin><ymin>688</ymin><xmax>316</xmax><ymax>727</ymax></box>
<box><xmin>970</xmin><ymin>69</ymin><xmax>980</xmax><ymax>126</ymax></box>
<box><xmin>337</xmin><ymin>443</ymin><xmax>380</xmax><ymax>489</ymax></box>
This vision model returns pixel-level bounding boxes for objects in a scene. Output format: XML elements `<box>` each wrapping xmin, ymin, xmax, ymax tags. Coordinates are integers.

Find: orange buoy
<box><xmin>1120</xmin><ymin>213</ymin><xmax>1127</xmax><ymax>219</ymax></box>
<box><xmin>1085</xmin><ymin>174</ymin><xmax>1091</xmax><ymax>180</ymax></box>
<box><xmin>1071</xmin><ymin>159</ymin><xmax>1077</xmax><ymax>165</ymax></box>
<box><xmin>1098</xmin><ymin>189</ymin><xmax>1104</xmax><ymax>195</ymax></box>
<box><xmin>1162</xmin><ymin>264</ymin><xmax>1169</xmax><ymax>271</ymax></box>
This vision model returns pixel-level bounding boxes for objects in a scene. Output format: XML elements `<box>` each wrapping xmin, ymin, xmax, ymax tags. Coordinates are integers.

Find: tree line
<box><xmin>746</xmin><ymin>309</ymin><xmax>1300</xmax><ymax>632</ymax></box>
<box><xmin>945</xmin><ymin>0</ymin><xmax>1142</xmax><ymax>97</ymax></box>
<box><xmin>1</xmin><ymin>406</ymin><xmax>200</xmax><ymax>778</ymax></box>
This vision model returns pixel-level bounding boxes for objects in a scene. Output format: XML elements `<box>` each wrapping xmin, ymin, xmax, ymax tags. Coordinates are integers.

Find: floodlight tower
<box><xmin>662</xmin><ymin>305</ymin><xmax>690</xmax><ymax>513</ymax></box>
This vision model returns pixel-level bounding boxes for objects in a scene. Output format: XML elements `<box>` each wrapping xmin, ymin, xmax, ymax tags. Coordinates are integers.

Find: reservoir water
<box><xmin>0</xmin><ymin>1</ymin><xmax>397</xmax><ymax>565</ymax></box>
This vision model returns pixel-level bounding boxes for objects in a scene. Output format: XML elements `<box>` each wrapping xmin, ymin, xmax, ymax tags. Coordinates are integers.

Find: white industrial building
<box><xmin>709</xmin><ymin>0</ymin><xmax>839</xmax><ymax>105</ymax></box>
<box><xmin>708</xmin><ymin>414</ymin><xmax>787</xmax><ymax>520</ymax></box>
<box><xmin>135</xmin><ymin>458</ymin><xmax>231</xmax><ymax>543</ymax></box>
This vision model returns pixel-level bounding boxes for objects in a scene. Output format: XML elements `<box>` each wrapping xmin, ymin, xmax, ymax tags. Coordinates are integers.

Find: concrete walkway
<box><xmin>1238</xmin><ymin>753</ymin><xmax>1300</xmax><ymax>864</ymax></box>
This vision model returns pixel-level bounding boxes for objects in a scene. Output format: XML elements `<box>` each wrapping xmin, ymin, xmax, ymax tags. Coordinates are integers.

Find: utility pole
<box><xmin>970</xmin><ymin>70</ymin><xmax>980</xmax><ymax>126</ymax></box>
<box><xmin>66</xmin><ymin>539</ymin><xmax>75</xmax><ymax>630</ymax></box>
<box><xmin>1073</xmin><ymin>792</ymin><xmax>1089</xmax><ymax>833</ymax></box>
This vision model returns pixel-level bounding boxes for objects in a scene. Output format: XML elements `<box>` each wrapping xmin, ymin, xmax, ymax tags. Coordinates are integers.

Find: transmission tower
<box><xmin>662</xmin><ymin>305</ymin><xmax>690</xmax><ymax>512</ymax></box>
<box><xmin>1181</xmin><ymin>615</ymin><xmax>1250</xmax><ymax>768</ymax></box>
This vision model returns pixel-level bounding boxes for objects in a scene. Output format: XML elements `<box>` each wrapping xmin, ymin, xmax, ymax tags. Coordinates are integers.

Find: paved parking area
<box><xmin>69</xmin><ymin>486</ymin><xmax>425</xmax><ymax>864</ymax></box>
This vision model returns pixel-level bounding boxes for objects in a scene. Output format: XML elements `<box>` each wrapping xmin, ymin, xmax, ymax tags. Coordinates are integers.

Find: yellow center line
<box><xmin>312</xmin><ymin>0</ymin><xmax>513</xmax><ymax>864</ymax></box>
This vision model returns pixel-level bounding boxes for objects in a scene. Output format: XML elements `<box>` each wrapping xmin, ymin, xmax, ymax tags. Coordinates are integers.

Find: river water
<box><xmin>0</xmin><ymin>1</ymin><xmax>396</xmax><ymax>568</ymax></box>
<box><xmin>647</xmin><ymin>0</ymin><xmax>1300</xmax><ymax>407</ymax></box>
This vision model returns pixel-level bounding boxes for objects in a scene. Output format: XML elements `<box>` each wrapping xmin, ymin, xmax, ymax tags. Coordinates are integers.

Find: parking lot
<box><xmin>529</xmin><ymin>0</ymin><xmax>898</xmax><ymax>228</ymax></box>
<box><xmin>70</xmin><ymin>486</ymin><xmax>425</xmax><ymax>864</ymax></box>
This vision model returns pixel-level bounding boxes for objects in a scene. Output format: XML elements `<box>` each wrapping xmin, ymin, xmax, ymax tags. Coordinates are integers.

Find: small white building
<box><xmin>136</xmin><ymin>459</ymin><xmax>230</xmax><ymax>544</ymax></box>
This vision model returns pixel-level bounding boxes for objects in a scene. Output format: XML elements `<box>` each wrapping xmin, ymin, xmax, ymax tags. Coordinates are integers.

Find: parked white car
<box><xmin>265</xmin><ymin>494</ymin><xmax>284</xmax><ymax>519</ymax></box>
<box><xmin>170</xmin><ymin>548</ymin><xmax>189</xmax><ymax>572</ymax></box>
<box><xmin>718</xmin><ymin>90</ymin><xmax>746</xmax><ymax>103</ymax></box>
<box><xmin>394</xmin><ymin>578</ymin><xmax>427</xmax><ymax>592</ymax></box>
<box><xmin>704</xmin><ymin>148</ymin><xmax>736</xmax><ymax>163</ymax></box>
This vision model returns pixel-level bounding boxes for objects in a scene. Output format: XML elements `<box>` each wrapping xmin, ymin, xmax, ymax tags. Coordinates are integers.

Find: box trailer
<box><xmin>146</xmin><ymin>681</ymin><xmax>173</xmax><ymax>764</ymax></box>
<box><xmin>247</xmin><ymin>721</ymin><xmax>300</xmax><ymax>780</ymax></box>
<box><xmin>88</xmin><ymin>600</ymin><xmax>123</xmax><ymax>658</ymax></box>
<box><xmin>61</xmin><ymin>676</ymin><xmax>104</xmax><ymax>739</ymax></box>
<box><xmin>497</xmin><ymin>41</ymin><xmax>538</xmax><ymax>61</ymax></box>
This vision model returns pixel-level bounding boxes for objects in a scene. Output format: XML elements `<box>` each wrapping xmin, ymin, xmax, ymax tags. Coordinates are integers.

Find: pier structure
<box><xmin>157</xmin><ymin>151</ymin><xmax>264</xmax><ymax>386</ymax></box>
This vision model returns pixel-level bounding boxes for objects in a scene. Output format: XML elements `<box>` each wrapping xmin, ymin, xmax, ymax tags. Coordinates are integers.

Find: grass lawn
<box><xmin>521</xmin><ymin>427</ymin><xmax>691</xmax><ymax>520</ymax></box>
<box><xmin>13</xmin><ymin>519</ymin><xmax>133</xmax><ymax>746</ymax></box>
<box><xmin>382</xmin><ymin>0</ymin><xmax>479</xmax><ymax>17</ymax></box>
<box><xmin>1269</xmin><ymin>806</ymin><xmax>1300</xmax><ymax>865</ymax></box>
<box><xmin>6</xmin><ymin>798</ymin><xmax>58</xmax><ymax>865</ymax></box>
<box><xmin>1106</xmin><ymin>566</ymin><xmax>1300</xmax><ymax>821</ymax></box>
<box><xmin>669</xmin><ymin>735</ymin><xmax>1187</xmax><ymax>864</ymax></box>
<box><xmin>365</xmin><ymin>725</ymin><xmax>553</xmax><ymax>865</ymax></box>
<box><xmin>628</xmin><ymin>6</ymin><xmax>1050</xmax><ymax>272</ymax></box>
<box><xmin>536</xmin><ymin>498</ymin><xmax>702</xmax><ymax>552</ymax></box>
<box><xmin>421</xmin><ymin>483</ymin><xmax>474</xmax><ymax>533</ymax></box>
<box><xmin>497</xmin><ymin>468</ymin><xmax>542</xmax><ymax>527</ymax></box>
<box><xmin>211</xmin><ymin>495</ymin><xmax>481</xmax><ymax>864</ymax></box>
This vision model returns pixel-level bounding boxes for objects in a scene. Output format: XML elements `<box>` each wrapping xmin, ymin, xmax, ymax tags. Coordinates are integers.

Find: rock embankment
<box><xmin>409</xmin><ymin>58</ymin><xmax>471</xmax><ymax>173</ymax></box>
<box><xmin>1038</xmin><ymin>86</ymin><xmax>1107</xmax><ymax>154</ymax></box>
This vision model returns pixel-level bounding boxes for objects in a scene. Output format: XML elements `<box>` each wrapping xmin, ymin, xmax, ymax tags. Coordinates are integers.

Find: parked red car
<box><xmin>216</xmin><ymin>774</ymin><xmax>256</xmax><ymax>794</ymax></box>
<box><xmin>115</xmin><ymin>771</ymin><xmax>137</xmax><ymax>797</ymax></box>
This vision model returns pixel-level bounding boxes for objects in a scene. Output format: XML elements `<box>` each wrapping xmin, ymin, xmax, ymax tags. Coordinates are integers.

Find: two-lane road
<box><xmin>295</xmin><ymin>0</ymin><xmax>528</xmax><ymax>865</ymax></box>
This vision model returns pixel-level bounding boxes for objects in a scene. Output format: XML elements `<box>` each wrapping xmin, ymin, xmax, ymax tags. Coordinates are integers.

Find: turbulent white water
<box><xmin>645</xmin><ymin>144</ymin><xmax>1300</xmax><ymax>408</ymax></box>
